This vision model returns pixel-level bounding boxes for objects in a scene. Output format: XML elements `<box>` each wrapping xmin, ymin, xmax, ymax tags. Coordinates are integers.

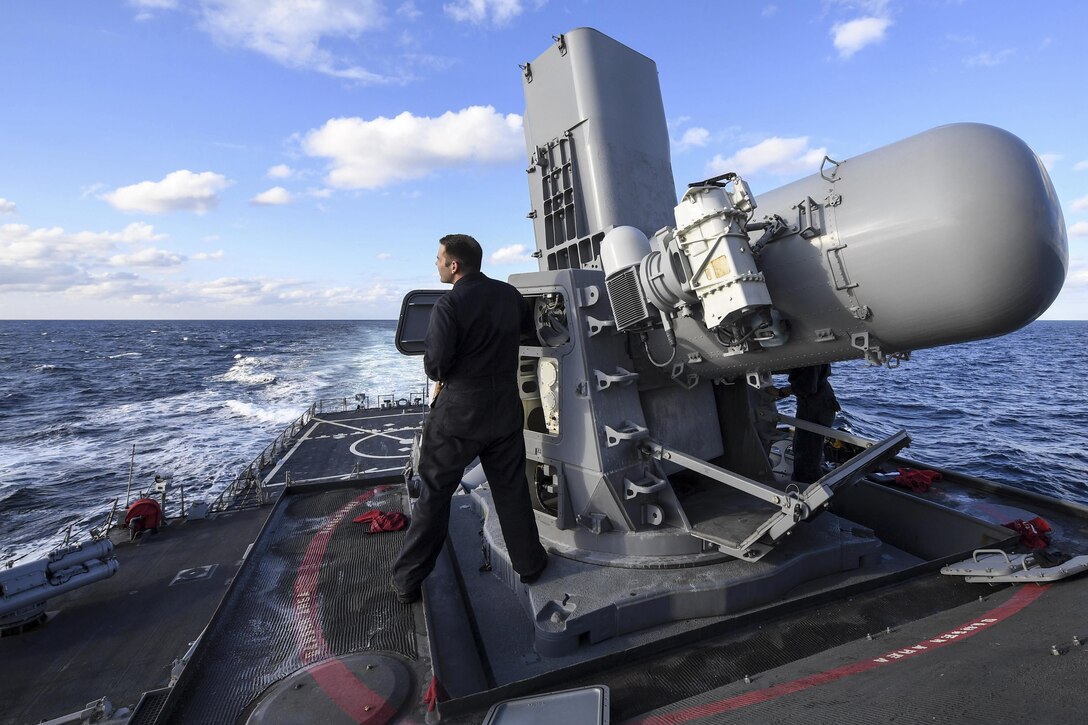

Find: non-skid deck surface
<box><xmin>264</xmin><ymin>406</ymin><xmax>425</xmax><ymax>484</ymax></box>
<box><xmin>622</xmin><ymin>577</ymin><xmax>1088</xmax><ymax>724</ymax></box>
<box><xmin>159</xmin><ymin>484</ymin><xmax>420</xmax><ymax>723</ymax></box>
<box><xmin>0</xmin><ymin>508</ymin><xmax>269</xmax><ymax>725</ymax></box>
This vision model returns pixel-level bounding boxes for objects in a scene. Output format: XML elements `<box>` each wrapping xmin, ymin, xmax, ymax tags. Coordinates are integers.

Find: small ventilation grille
<box><xmin>607</xmin><ymin>267</ymin><xmax>651</xmax><ymax>330</ymax></box>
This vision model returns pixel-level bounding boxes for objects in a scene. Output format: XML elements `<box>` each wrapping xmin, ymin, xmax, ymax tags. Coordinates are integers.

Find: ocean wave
<box><xmin>107</xmin><ymin>352</ymin><xmax>142</xmax><ymax>359</ymax></box>
<box><xmin>214</xmin><ymin>356</ymin><xmax>278</xmax><ymax>386</ymax></box>
<box><xmin>223</xmin><ymin>399</ymin><xmax>304</xmax><ymax>426</ymax></box>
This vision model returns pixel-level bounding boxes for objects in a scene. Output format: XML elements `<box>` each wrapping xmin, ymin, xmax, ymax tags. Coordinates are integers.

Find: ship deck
<box><xmin>5</xmin><ymin>403</ymin><xmax>1088</xmax><ymax>724</ymax></box>
<box><xmin>0</xmin><ymin>506</ymin><xmax>270</xmax><ymax>725</ymax></box>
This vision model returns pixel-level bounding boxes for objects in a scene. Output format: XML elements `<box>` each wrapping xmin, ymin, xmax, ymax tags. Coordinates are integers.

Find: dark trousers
<box><xmin>392</xmin><ymin>384</ymin><xmax>546</xmax><ymax>592</ymax></box>
<box><xmin>792</xmin><ymin>388</ymin><xmax>838</xmax><ymax>484</ymax></box>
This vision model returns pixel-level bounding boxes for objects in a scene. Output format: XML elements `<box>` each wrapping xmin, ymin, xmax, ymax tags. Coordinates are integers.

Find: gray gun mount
<box><xmin>512</xmin><ymin>27</ymin><xmax>1065</xmax><ymax>560</ymax></box>
<box><xmin>396</xmin><ymin>28</ymin><xmax>1067</xmax><ymax>654</ymax></box>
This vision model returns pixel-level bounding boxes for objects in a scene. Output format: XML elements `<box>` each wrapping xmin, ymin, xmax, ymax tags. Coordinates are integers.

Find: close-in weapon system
<box><xmin>398</xmin><ymin>28</ymin><xmax>1067</xmax><ymax>655</ymax></box>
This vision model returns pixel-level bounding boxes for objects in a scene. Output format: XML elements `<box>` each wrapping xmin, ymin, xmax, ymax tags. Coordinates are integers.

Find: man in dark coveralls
<box><xmin>391</xmin><ymin>234</ymin><xmax>549</xmax><ymax>603</ymax></box>
<box><xmin>776</xmin><ymin>364</ymin><xmax>840</xmax><ymax>484</ymax></box>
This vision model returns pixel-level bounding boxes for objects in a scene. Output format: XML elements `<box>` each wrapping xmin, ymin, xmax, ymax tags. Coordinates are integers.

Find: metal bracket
<box><xmin>814</xmin><ymin>328</ymin><xmax>836</xmax><ymax>343</ymax></box>
<box><xmin>576</xmin><ymin>285</ymin><xmax>600</xmax><ymax>308</ymax></box>
<box><xmin>820</xmin><ymin>155</ymin><xmax>842</xmax><ymax>183</ymax></box>
<box><xmin>577</xmin><ymin>512</ymin><xmax>612</xmax><ymax>535</ymax></box>
<box><xmin>885</xmin><ymin>351</ymin><xmax>911</xmax><ymax>368</ymax></box>
<box><xmin>746</xmin><ymin>371</ymin><xmax>772</xmax><ymax>389</ymax></box>
<box><xmin>603</xmin><ymin>421</ymin><xmax>649</xmax><ymax>447</ymax></box>
<box><xmin>553</xmin><ymin>34</ymin><xmax>567</xmax><ymax>55</ymax></box>
<box><xmin>851</xmin><ymin>331</ymin><xmax>885</xmax><ymax>366</ymax></box>
<box><xmin>594</xmin><ymin>366</ymin><xmax>638</xmax><ymax>391</ymax></box>
<box><xmin>624</xmin><ymin>472</ymin><xmax>668</xmax><ymax>500</ymax></box>
<box><xmin>795</xmin><ymin>197</ymin><xmax>824</xmax><ymax>239</ymax></box>
<box><xmin>585</xmin><ymin>315</ymin><xmax>616</xmax><ymax>337</ymax></box>
<box><xmin>520</xmin><ymin>61</ymin><xmax>532</xmax><ymax>82</ymax></box>
<box><xmin>669</xmin><ymin>362</ymin><xmax>699</xmax><ymax>390</ymax></box>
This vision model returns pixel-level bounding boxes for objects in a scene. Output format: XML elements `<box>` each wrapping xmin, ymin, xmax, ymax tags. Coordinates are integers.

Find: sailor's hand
<box><xmin>431</xmin><ymin>381</ymin><xmax>443</xmax><ymax>404</ymax></box>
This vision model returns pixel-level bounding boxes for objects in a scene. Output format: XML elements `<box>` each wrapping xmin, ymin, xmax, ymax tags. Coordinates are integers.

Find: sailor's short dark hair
<box><xmin>439</xmin><ymin>234</ymin><xmax>483</xmax><ymax>272</ymax></box>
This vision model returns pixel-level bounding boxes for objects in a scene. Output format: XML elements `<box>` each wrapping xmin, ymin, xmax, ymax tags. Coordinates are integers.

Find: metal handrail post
<box><xmin>124</xmin><ymin>444</ymin><xmax>136</xmax><ymax>507</ymax></box>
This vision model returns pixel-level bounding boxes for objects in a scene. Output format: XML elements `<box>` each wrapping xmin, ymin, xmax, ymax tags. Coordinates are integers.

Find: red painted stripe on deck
<box><xmin>626</xmin><ymin>584</ymin><xmax>1051</xmax><ymax>725</ymax></box>
<box><xmin>291</xmin><ymin>488</ymin><xmax>399</xmax><ymax>723</ymax></box>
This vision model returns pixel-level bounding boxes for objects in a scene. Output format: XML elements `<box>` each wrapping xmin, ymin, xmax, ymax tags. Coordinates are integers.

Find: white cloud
<box><xmin>965</xmin><ymin>49</ymin><xmax>1016</xmax><ymax>67</ymax></box>
<box><xmin>1072</xmin><ymin>194</ymin><xmax>1088</xmax><ymax>211</ymax></box>
<box><xmin>191</xmin><ymin>276</ymin><xmax>400</xmax><ymax>307</ymax></box>
<box><xmin>267</xmin><ymin>163</ymin><xmax>293</xmax><ymax>179</ymax></box>
<box><xmin>303</xmin><ymin>106</ymin><xmax>524</xmax><ymax>189</ymax></box>
<box><xmin>1065</xmin><ymin>256</ymin><xmax>1088</xmax><ymax>288</ymax></box>
<box><xmin>0</xmin><ymin>221</ymin><xmax>178</xmax><ymax>292</ymax></box>
<box><xmin>81</xmin><ymin>183</ymin><xmax>109</xmax><ymax>200</ymax></box>
<box><xmin>1074</xmin><ymin>160</ymin><xmax>1088</xmax><ymax>171</ymax></box>
<box><xmin>831</xmin><ymin>17</ymin><xmax>891</xmax><ymax>59</ymax></box>
<box><xmin>198</xmin><ymin>0</ymin><xmax>392</xmax><ymax>82</ymax></box>
<box><xmin>444</xmin><ymin>0</ymin><xmax>524</xmax><ymax>25</ymax></box>
<box><xmin>76</xmin><ymin>221</ymin><xmax>166</xmax><ymax>244</ymax></box>
<box><xmin>397</xmin><ymin>1</ymin><xmax>423</xmax><ymax>20</ymax></box>
<box><xmin>707</xmin><ymin>136</ymin><xmax>828</xmax><ymax>177</ymax></box>
<box><xmin>1069</xmin><ymin>221</ymin><xmax>1088</xmax><ymax>237</ymax></box>
<box><xmin>1038</xmin><ymin>153</ymin><xmax>1062</xmax><ymax>171</ymax></box>
<box><xmin>676</xmin><ymin>127</ymin><xmax>710</xmax><ymax>150</ymax></box>
<box><xmin>129</xmin><ymin>0</ymin><xmax>178</xmax><ymax>20</ymax></box>
<box><xmin>0</xmin><ymin>198</ymin><xmax>15</xmax><ymax>215</ymax></box>
<box><xmin>109</xmin><ymin>247</ymin><xmax>184</xmax><ymax>267</ymax></box>
<box><xmin>129</xmin><ymin>0</ymin><xmax>178</xmax><ymax>9</ymax></box>
<box><xmin>490</xmin><ymin>243</ymin><xmax>532</xmax><ymax>265</ymax></box>
<box><xmin>376</xmin><ymin>252</ymin><xmax>393</xmax><ymax>260</ymax></box>
<box><xmin>0</xmin><ymin>217</ymin><xmax>411</xmax><ymax>315</ymax></box>
<box><xmin>102</xmin><ymin>170</ymin><xmax>233</xmax><ymax>214</ymax></box>
<box><xmin>192</xmin><ymin>250</ymin><xmax>226</xmax><ymax>260</ymax></box>
<box><xmin>250</xmin><ymin>186</ymin><xmax>293</xmax><ymax>205</ymax></box>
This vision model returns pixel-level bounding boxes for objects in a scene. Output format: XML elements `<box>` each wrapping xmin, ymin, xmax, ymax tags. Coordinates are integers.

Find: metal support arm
<box><xmin>638</xmin><ymin>427</ymin><xmax>910</xmax><ymax>560</ymax></box>
<box><xmin>638</xmin><ymin>440</ymin><xmax>789</xmax><ymax>508</ymax></box>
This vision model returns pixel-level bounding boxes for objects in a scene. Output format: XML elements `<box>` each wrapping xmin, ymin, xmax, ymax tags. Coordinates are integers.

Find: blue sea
<box><xmin>1</xmin><ymin>319</ymin><xmax>1086</xmax><ymax>563</ymax></box>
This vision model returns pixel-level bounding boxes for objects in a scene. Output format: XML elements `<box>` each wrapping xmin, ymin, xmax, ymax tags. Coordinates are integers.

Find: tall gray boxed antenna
<box><xmin>522</xmin><ymin>28</ymin><xmax>677</xmax><ymax>271</ymax></box>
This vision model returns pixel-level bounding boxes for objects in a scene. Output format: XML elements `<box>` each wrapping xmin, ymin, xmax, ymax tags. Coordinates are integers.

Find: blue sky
<box><xmin>1</xmin><ymin>0</ymin><xmax>1086</xmax><ymax>319</ymax></box>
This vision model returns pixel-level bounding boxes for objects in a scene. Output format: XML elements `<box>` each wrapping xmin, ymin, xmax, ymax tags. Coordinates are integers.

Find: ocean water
<box><xmin>1</xmin><ymin>319</ymin><xmax>1085</xmax><ymax>563</ymax></box>
<box><xmin>0</xmin><ymin>320</ymin><xmax>426</xmax><ymax>563</ymax></box>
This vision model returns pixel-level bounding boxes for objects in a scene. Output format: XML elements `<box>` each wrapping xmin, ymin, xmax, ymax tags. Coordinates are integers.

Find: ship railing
<box><xmin>208</xmin><ymin>402</ymin><xmax>318</xmax><ymax>513</ymax></box>
<box><xmin>313</xmin><ymin>392</ymin><xmax>426</xmax><ymax>414</ymax></box>
<box><xmin>206</xmin><ymin>392</ymin><xmax>427</xmax><ymax>514</ymax></box>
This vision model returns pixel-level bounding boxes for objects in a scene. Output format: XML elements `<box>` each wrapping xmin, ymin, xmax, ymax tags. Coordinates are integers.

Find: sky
<box><xmin>1</xmin><ymin>0</ymin><xmax>1086</xmax><ymax>320</ymax></box>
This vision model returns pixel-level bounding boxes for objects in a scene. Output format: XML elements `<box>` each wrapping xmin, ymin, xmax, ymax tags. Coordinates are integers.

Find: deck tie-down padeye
<box><xmin>941</xmin><ymin>548</ymin><xmax>1088</xmax><ymax>583</ymax></box>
